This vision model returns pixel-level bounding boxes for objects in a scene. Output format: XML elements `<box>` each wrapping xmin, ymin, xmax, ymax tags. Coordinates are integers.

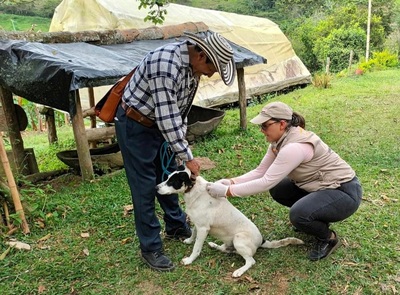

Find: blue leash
<box><xmin>160</xmin><ymin>141</ymin><xmax>176</xmax><ymax>180</ymax></box>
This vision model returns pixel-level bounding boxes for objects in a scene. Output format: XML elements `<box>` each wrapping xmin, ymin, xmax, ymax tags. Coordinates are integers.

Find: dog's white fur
<box><xmin>156</xmin><ymin>167</ymin><xmax>304</xmax><ymax>277</ymax></box>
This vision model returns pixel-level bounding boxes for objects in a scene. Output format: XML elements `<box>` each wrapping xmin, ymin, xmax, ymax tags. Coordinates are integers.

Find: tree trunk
<box><xmin>45</xmin><ymin>108</ymin><xmax>58</xmax><ymax>144</ymax></box>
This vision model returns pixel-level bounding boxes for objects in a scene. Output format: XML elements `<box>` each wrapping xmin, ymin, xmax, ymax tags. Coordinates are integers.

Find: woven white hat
<box><xmin>184</xmin><ymin>32</ymin><xmax>236</xmax><ymax>86</ymax></box>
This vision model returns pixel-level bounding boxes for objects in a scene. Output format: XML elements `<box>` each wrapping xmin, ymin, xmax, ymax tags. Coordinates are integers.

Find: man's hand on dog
<box><xmin>186</xmin><ymin>159</ymin><xmax>200</xmax><ymax>179</ymax></box>
<box><xmin>206</xmin><ymin>182</ymin><xmax>229</xmax><ymax>198</ymax></box>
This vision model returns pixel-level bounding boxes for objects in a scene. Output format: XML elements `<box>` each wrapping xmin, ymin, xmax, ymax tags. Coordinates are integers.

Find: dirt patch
<box><xmin>135</xmin><ymin>280</ymin><xmax>164</xmax><ymax>294</ymax></box>
<box><xmin>194</xmin><ymin>157</ymin><xmax>216</xmax><ymax>170</ymax></box>
<box><xmin>38</xmin><ymin>172</ymin><xmax>83</xmax><ymax>192</ymax></box>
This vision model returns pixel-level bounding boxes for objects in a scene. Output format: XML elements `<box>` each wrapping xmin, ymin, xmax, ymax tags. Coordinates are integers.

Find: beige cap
<box><xmin>250</xmin><ymin>102</ymin><xmax>293</xmax><ymax>124</ymax></box>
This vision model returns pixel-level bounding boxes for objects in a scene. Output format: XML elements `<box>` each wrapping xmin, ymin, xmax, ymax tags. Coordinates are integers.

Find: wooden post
<box><xmin>43</xmin><ymin>108</ymin><xmax>58</xmax><ymax>144</ymax></box>
<box><xmin>0</xmin><ymin>135</ymin><xmax>30</xmax><ymax>234</ymax></box>
<box><xmin>348</xmin><ymin>50</ymin><xmax>354</xmax><ymax>75</ymax></box>
<box><xmin>88</xmin><ymin>87</ymin><xmax>97</xmax><ymax>148</ymax></box>
<box><xmin>325</xmin><ymin>57</ymin><xmax>330</xmax><ymax>74</ymax></box>
<box><xmin>237</xmin><ymin>68</ymin><xmax>247</xmax><ymax>130</ymax></box>
<box><xmin>366</xmin><ymin>0</ymin><xmax>372</xmax><ymax>61</ymax></box>
<box><xmin>71</xmin><ymin>90</ymin><xmax>94</xmax><ymax>181</ymax></box>
<box><xmin>0</xmin><ymin>86</ymin><xmax>29</xmax><ymax>175</ymax></box>
<box><xmin>88</xmin><ymin>87</ymin><xmax>97</xmax><ymax>129</ymax></box>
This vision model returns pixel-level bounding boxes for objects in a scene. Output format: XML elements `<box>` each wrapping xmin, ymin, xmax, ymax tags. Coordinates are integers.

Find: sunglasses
<box><xmin>259</xmin><ymin>121</ymin><xmax>279</xmax><ymax>131</ymax></box>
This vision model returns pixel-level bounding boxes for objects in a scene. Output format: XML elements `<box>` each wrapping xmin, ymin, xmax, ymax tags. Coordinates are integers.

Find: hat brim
<box><xmin>184</xmin><ymin>32</ymin><xmax>236</xmax><ymax>86</ymax></box>
<box><xmin>250</xmin><ymin>114</ymin><xmax>272</xmax><ymax>125</ymax></box>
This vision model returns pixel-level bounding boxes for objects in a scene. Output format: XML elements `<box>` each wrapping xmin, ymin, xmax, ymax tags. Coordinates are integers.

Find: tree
<box><xmin>314</xmin><ymin>25</ymin><xmax>366</xmax><ymax>72</ymax></box>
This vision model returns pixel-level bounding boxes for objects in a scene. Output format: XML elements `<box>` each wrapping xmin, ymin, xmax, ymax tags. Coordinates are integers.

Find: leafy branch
<box><xmin>137</xmin><ymin>0</ymin><xmax>170</xmax><ymax>25</ymax></box>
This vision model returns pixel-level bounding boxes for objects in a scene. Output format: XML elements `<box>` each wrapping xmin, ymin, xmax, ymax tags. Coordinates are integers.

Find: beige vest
<box><xmin>271</xmin><ymin>127</ymin><xmax>355</xmax><ymax>192</ymax></box>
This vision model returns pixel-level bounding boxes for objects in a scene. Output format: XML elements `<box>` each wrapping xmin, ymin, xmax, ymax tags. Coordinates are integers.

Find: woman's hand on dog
<box><xmin>215</xmin><ymin>179</ymin><xmax>232</xmax><ymax>186</ymax></box>
<box><xmin>206</xmin><ymin>182</ymin><xmax>229</xmax><ymax>198</ymax></box>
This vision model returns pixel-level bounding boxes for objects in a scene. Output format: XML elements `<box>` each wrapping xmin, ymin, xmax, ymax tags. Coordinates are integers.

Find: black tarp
<box><xmin>0</xmin><ymin>31</ymin><xmax>266</xmax><ymax>116</ymax></box>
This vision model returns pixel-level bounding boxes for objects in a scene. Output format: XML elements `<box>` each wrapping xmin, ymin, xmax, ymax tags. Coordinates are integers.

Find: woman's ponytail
<box><xmin>291</xmin><ymin>112</ymin><xmax>306</xmax><ymax>129</ymax></box>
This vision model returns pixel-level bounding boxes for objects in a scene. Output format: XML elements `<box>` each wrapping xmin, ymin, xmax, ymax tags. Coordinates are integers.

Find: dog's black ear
<box><xmin>179</xmin><ymin>171</ymin><xmax>194</xmax><ymax>188</ymax></box>
<box><xmin>177</xmin><ymin>165</ymin><xmax>186</xmax><ymax>171</ymax></box>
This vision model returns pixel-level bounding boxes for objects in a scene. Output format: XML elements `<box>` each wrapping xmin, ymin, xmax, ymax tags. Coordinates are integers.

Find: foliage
<box><xmin>0</xmin><ymin>0</ymin><xmax>60</xmax><ymax>18</ymax></box>
<box><xmin>0</xmin><ymin>13</ymin><xmax>50</xmax><ymax>31</ymax></box>
<box><xmin>358</xmin><ymin>50</ymin><xmax>399</xmax><ymax>72</ymax></box>
<box><xmin>287</xmin><ymin>18</ymin><xmax>321</xmax><ymax>73</ymax></box>
<box><xmin>286</xmin><ymin>3</ymin><xmax>388</xmax><ymax>73</ymax></box>
<box><xmin>313</xmin><ymin>25</ymin><xmax>366</xmax><ymax>73</ymax></box>
<box><xmin>1</xmin><ymin>69</ymin><xmax>399</xmax><ymax>294</ymax></box>
<box><xmin>311</xmin><ymin>72</ymin><xmax>332</xmax><ymax>89</ymax></box>
<box><xmin>138</xmin><ymin>0</ymin><xmax>169</xmax><ymax>25</ymax></box>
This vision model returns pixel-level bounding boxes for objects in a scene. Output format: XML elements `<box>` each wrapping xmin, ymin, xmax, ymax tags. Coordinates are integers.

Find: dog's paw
<box><xmin>181</xmin><ymin>257</ymin><xmax>193</xmax><ymax>265</ymax></box>
<box><xmin>183</xmin><ymin>238</ymin><xmax>193</xmax><ymax>244</ymax></box>
<box><xmin>232</xmin><ymin>269</ymin><xmax>244</xmax><ymax>278</ymax></box>
<box><xmin>208</xmin><ymin>242</ymin><xmax>218</xmax><ymax>248</ymax></box>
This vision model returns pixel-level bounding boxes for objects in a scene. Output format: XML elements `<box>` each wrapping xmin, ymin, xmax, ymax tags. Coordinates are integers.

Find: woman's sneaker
<box><xmin>308</xmin><ymin>231</ymin><xmax>341</xmax><ymax>261</ymax></box>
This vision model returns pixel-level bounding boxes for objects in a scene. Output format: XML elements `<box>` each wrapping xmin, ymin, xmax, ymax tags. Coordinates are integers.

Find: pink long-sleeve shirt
<box><xmin>230</xmin><ymin>142</ymin><xmax>314</xmax><ymax>197</ymax></box>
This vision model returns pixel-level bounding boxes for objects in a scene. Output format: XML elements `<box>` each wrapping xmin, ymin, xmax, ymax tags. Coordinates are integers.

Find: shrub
<box><xmin>358</xmin><ymin>50</ymin><xmax>399</xmax><ymax>72</ymax></box>
<box><xmin>312</xmin><ymin>72</ymin><xmax>332</xmax><ymax>88</ymax></box>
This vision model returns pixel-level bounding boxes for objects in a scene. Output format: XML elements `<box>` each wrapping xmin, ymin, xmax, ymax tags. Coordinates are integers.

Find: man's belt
<box><xmin>121</xmin><ymin>101</ymin><xmax>155</xmax><ymax>128</ymax></box>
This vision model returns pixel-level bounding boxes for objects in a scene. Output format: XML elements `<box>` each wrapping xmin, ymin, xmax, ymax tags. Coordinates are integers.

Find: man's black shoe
<box><xmin>308</xmin><ymin>231</ymin><xmax>341</xmax><ymax>261</ymax></box>
<box><xmin>165</xmin><ymin>224</ymin><xmax>192</xmax><ymax>240</ymax></box>
<box><xmin>141</xmin><ymin>251</ymin><xmax>175</xmax><ymax>271</ymax></box>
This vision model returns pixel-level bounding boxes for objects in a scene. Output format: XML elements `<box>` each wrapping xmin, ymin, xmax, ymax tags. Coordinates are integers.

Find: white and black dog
<box><xmin>156</xmin><ymin>167</ymin><xmax>304</xmax><ymax>277</ymax></box>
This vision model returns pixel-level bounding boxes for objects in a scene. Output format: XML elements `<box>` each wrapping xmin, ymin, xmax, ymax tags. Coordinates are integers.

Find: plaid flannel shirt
<box><xmin>122</xmin><ymin>41</ymin><xmax>198</xmax><ymax>162</ymax></box>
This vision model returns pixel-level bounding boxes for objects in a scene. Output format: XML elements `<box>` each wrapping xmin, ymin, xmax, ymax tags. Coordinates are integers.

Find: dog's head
<box><xmin>156</xmin><ymin>166</ymin><xmax>194</xmax><ymax>195</ymax></box>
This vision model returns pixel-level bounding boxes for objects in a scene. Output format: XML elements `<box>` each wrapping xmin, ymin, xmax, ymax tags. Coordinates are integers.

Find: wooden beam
<box><xmin>0</xmin><ymin>86</ymin><xmax>28</xmax><ymax>175</ymax></box>
<box><xmin>86</xmin><ymin>126</ymin><xmax>116</xmax><ymax>143</ymax></box>
<box><xmin>0</xmin><ymin>22</ymin><xmax>209</xmax><ymax>44</ymax></box>
<box><xmin>88</xmin><ymin>87</ymin><xmax>97</xmax><ymax>149</ymax></box>
<box><xmin>71</xmin><ymin>90</ymin><xmax>94</xmax><ymax>181</ymax></box>
<box><xmin>237</xmin><ymin>68</ymin><xmax>247</xmax><ymax>130</ymax></box>
<box><xmin>88</xmin><ymin>87</ymin><xmax>96</xmax><ymax>129</ymax></box>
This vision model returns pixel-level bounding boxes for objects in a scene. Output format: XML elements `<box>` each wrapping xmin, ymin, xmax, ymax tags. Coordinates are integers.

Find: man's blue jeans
<box><xmin>115</xmin><ymin>105</ymin><xmax>187</xmax><ymax>253</ymax></box>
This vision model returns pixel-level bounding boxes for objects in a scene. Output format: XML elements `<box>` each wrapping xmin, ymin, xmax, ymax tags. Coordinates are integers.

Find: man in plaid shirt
<box><xmin>114</xmin><ymin>32</ymin><xmax>236</xmax><ymax>271</ymax></box>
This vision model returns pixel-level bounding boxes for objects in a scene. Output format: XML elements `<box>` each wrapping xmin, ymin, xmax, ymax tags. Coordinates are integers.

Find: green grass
<box><xmin>0</xmin><ymin>13</ymin><xmax>51</xmax><ymax>32</ymax></box>
<box><xmin>1</xmin><ymin>69</ymin><xmax>400</xmax><ymax>294</ymax></box>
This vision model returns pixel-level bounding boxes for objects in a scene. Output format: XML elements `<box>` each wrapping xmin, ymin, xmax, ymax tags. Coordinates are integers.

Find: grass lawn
<box><xmin>1</xmin><ymin>69</ymin><xmax>399</xmax><ymax>294</ymax></box>
<box><xmin>0</xmin><ymin>13</ymin><xmax>50</xmax><ymax>32</ymax></box>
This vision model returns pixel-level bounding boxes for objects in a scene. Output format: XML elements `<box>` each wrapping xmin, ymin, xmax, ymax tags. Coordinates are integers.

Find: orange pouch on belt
<box><xmin>94</xmin><ymin>67</ymin><xmax>136</xmax><ymax>123</ymax></box>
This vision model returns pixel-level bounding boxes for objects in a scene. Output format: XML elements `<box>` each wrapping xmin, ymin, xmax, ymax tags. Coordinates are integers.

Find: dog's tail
<box><xmin>260</xmin><ymin>237</ymin><xmax>304</xmax><ymax>249</ymax></box>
